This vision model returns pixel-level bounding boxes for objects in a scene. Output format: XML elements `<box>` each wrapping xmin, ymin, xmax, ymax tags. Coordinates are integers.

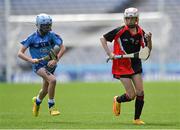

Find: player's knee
<box><xmin>49</xmin><ymin>77</ymin><xmax>56</xmax><ymax>85</ymax></box>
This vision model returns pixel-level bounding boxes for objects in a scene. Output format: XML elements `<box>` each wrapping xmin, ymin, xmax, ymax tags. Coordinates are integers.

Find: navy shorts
<box><xmin>33</xmin><ymin>63</ymin><xmax>57</xmax><ymax>74</ymax></box>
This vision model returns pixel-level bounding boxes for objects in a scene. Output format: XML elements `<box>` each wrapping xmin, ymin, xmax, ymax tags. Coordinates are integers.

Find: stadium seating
<box><xmin>10</xmin><ymin>0</ymin><xmax>131</xmax><ymax>14</ymax></box>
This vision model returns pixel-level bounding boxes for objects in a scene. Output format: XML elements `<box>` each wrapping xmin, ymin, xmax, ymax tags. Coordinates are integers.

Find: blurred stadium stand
<box><xmin>0</xmin><ymin>0</ymin><xmax>180</xmax><ymax>82</ymax></box>
<box><xmin>0</xmin><ymin>0</ymin><xmax>6</xmax><ymax>81</ymax></box>
<box><xmin>10</xmin><ymin>0</ymin><xmax>131</xmax><ymax>14</ymax></box>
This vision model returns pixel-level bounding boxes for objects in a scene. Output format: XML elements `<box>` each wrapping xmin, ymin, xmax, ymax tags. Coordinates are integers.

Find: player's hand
<box><xmin>109</xmin><ymin>52</ymin><xmax>115</xmax><ymax>59</ymax></box>
<box><xmin>145</xmin><ymin>32</ymin><xmax>152</xmax><ymax>51</ymax></box>
<box><xmin>47</xmin><ymin>60</ymin><xmax>57</xmax><ymax>68</ymax></box>
<box><xmin>106</xmin><ymin>53</ymin><xmax>116</xmax><ymax>63</ymax></box>
<box><xmin>30</xmin><ymin>58</ymin><xmax>39</xmax><ymax>64</ymax></box>
<box><xmin>145</xmin><ymin>32</ymin><xmax>152</xmax><ymax>43</ymax></box>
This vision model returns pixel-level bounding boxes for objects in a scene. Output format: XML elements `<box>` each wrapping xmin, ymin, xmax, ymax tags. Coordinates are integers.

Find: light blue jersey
<box><xmin>21</xmin><ymin>31</ymin><xmax>63</xmax><ymax>72</ymax></box>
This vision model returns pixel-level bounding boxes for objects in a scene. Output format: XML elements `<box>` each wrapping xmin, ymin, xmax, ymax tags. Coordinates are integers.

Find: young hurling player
<box><xmin>100</xmin><ymin>7</ymin><xmax>152</xmax><ymax>125</ymax></box>
<box><xmin>18</xmin><ymin>13</ymin><xmax>66</xmax><ymax>117</ymax></box>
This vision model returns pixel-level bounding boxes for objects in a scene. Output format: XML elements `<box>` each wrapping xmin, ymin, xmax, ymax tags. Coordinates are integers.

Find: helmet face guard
<box><xmin>124</xmin><ymin>7</ymin><xmax>139</xmax><ymax>28</ymax></box>
<box><xmin>36</xmin><ymin>13</ymin><xmax>52</xmax><ymax>34</ymax></box>
<box><xmin>39</xmin><ymin>24</ymin><xmax>52</xmax><ymax>34</ymax></box>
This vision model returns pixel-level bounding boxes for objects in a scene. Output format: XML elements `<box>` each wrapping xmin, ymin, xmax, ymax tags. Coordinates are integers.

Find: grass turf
<box><xmin>0</xmin><ymin>81</ymin><xmax>180</xmax><ymax>129</ymax></box>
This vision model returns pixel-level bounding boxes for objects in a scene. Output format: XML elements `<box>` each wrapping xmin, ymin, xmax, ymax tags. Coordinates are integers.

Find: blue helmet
<box><xmin>36</xmin><ymin>13</ymin><xmax>52</xmax><ymax>34</ymax></box>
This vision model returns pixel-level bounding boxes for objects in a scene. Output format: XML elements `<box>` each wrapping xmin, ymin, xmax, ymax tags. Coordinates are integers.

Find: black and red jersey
<box><xmin>103</xmin><ymin>25</ymin><xmax>147</xmax><ymax>76</ymax></box>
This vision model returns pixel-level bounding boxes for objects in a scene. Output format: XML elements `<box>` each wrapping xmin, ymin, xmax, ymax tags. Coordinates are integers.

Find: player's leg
<box><xmin>36</xmin><ymin>79</ymin><xmax>49</xmax><ymax>104</ymax></box>
<box><xmin>119</xmin><ymin>78</ymin><xmax>136</xmax><ymax>101</ymax></box>
<box><xmin>113</xmin><ymin>77</ymin><xmax>136</xmax><ymax>116</ymax></box>
<box><xmin>39</xmin><ymin>79</ymin><xmax>49</xmax><ymax>99</ymax></box>
<box><xmin>132</xmin><ymin>73</ymin><xmax>145</xmax><ymax>125</ymax></box>
<box><xmin>37</xmin><ymin>67</ymin><xmax>60</xmax><ymax>116</ymax></box>
<box><xmin>32</xmin><ymin>72</ymin><xmax>49</xmax><ymax>117</ymax></box>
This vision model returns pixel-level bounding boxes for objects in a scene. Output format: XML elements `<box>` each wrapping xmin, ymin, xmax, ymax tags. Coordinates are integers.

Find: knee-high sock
<box><xmin>116</xmin><ymin>93</ymin><xmax>132</xmax><ymax>103</ymax></box>
<box><xmin>134</xmin><ymin>95</ymin><xmax>144</xmax><ymax>120</ymax></box>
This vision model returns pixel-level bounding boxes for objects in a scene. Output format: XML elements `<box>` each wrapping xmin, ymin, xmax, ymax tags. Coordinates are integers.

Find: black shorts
<box><xmin>113</xmin><ymin>69</ymin><xmax>142</xmax><ymax>79</ymax></box>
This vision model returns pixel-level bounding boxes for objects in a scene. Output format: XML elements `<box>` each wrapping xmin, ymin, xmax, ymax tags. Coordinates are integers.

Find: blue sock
<box><xmin>48</xmin><ymin>99</ymin><xmax>55</xmax><ymax>108</ymax></box>
<box><xmin>36</xmin><ymin>97</ymin><xmax>42</xmax><ymax>106</ymax></box>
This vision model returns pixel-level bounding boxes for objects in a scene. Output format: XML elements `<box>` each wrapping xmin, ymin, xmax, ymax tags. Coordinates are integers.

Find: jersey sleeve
<box><xmin>20</xmin><ymin>35</ymin><xmax>33</xmax><ymax>48</ymax></box>
<box><xmin>51</xmin><ymin>33</ymin><xmax>63</xmax><ymax>46</ymax></box>
<box><xmin>103</xmin><ymin>27</ymin><xmax>121</xmax><ymax>42</ymax></box>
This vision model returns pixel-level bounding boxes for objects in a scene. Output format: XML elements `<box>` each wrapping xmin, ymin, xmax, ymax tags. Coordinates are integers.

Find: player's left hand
<box><xmin>145</xmin><ymin>32</ymin><xmax>152</xmax><ymax>51</ymax></box>
<box><xmin>145</xmin><ymin>32</ymin><xmax>152</xmax><ymax>42</ymax></box>
<box><xmin>47</xmin><ymin>60</ymin><xmax>58</xmax><ymax>68</ymax></box>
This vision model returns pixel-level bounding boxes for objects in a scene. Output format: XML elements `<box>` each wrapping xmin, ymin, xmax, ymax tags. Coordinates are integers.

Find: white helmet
<box><xmin>36</xmin><ymin>13</ymin><xmax>52</xmax><ymax>34</ymax></box>
<box><xmin>124</xmin><ymin>7</ymin><xmax>139</xmax><ymax>28</ymax></box>
<box><xmin>124</xmin><ymin>7</ymin><xmax>139</xmax><ymax>18</ymax></box>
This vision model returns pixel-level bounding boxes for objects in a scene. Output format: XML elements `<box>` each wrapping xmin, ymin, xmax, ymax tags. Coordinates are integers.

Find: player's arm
<box><xmin>100</xmin><ymin>37</ymin><xmax>114</xmax><ymax>58</ymax></box>
<box><xmin>47</xmin><ymin>44</ymin><xmax>66</xmax><ymax>68</ymax></box>
<box><xmin>56</xmin><ymin>44</ymin><xmax>66</xmax><ymax>61</ymax></box>
<box><xmin>17</xmin><ymin>45</ymin><xmax>39</xmax><ymax>63</ymax></box>
<box><xmin>50</xmin><ymin>33</ymin><xmax>66</xmax><ymax>62</ymax></box>
<box><xmin>100</xmin><ymin>27</ymin><xmax>121</xmax><ymax>59</ymax></box>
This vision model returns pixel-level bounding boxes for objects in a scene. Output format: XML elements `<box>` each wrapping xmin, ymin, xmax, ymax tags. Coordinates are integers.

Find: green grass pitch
<box><xmin>0</xmin><ymin>81</ymin><xmax>180</xmax><ymax>129</ymax></box>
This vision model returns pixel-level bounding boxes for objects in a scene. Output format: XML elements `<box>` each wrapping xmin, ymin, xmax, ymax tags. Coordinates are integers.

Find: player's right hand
<box><xmin>30</xmin><ymin>59</ymin><xmax>40</xmax><ymax>64</ymax></box>
<box><xmin>109</xmin><ymin>52</ymin><xmax>115</xmax><ymax>59</ymax></box>
<box><xmin>106</xmin><ymin>53</ymin><xmax>116</xmax><ymax>63</ymax></box>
